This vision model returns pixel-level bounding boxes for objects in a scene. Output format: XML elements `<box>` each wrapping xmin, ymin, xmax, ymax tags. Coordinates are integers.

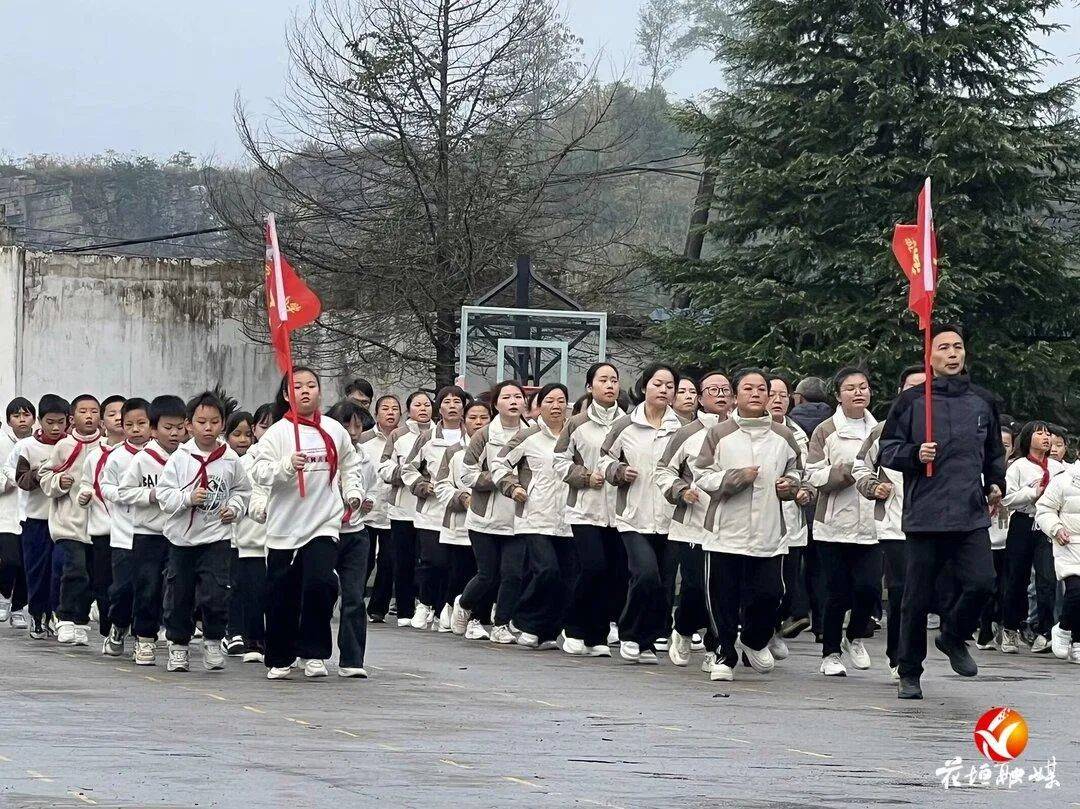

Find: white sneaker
<box><xmin>242</xmin><ymin>651</ymin><xmax>265</xmax><ymax>664</ymax></box>
<box><xmin>0</xmin><ymin>598</ymin><xmax>10</xmax><ymax>623</ymax></box>
<box><xmin>193</xmin><ymin>625</ymin><xmax>204</xmax><ymax>639</ymax></box>
<box><xmin>741</xmin><ymin>643</ymin><xmax>775</xmax><ymax>673</ymax></box>
<box><xmin>619</xmin><ymin>641</ymin><xmax>640</xmax><ymax>661</ymax></box>
<box><xmin>517</xmin><ymin>631</ymin><xmax>540</xmax><ymax>648</ymax></box>
<box><xmin>563</xmin><ymin>636</ymin><xmax>589</xmax><ymax>655</ymax></box>
<box><xmin>10</xmin><ymin>610</ymin><xmax>28</xmax><ymax>630</ymax></box>
<box><xmin>73</xmin><ymin>625</ymin><xmax>90</xmax><ymax>647</ymax></box>
<box><xmin>1031</xmin><ymin>634</ymin><xmax>1052</xmax><ymax>654</ymax></box>
<box><xmin>607</xmin><ymin>623</ymin><xmax>620</xmax><ymax>645</ymax></box>
<box><xmin>451</xmin><ymin>596</ymin><xmax>471</xmax><ymax>635</ymax></box>
<box><xmin>668</xmin><ymin>631</ymin><xmax>691</xmax><ymax>666</ymax></box>
<box><xmin>767</xmin><ymin>634</ymin><xmax>789</xmax><ymax>661</ymax></box>
<box><xmin>396</xmin><ymin>617</ymin><xmax>412</xmax><ymax>628</ymax></box>
<box><xmin>710</xmin><ymin>661</ymin><xmax>734</xmax><ymax>682</ymax></box>
<box><xmin>490</xmin><ymin>624</ymin><xmax>516</xmax><ymax>644</ymax></box>
<box><xmin>841</xmin><ymin>637</ymin><xmax>871</xmax><ymax>670</ymax></box>
<box><xmin>339</xmin><ymin>666</ymin><xmax>368</xmax><ymax>678</ymax></box>
<box><xmin>700</xmin><ymin>651</ymin><xmax>717</xmax><ymax>673</ymax></box>
<box><xmin>464</xmin><ymin>619</ymin><xmax>489</xmax><ymax>640</ymax></box>
<box><xmin>410</xmin><ymin>604</ymin><xmax>434</xmax><ymax>630</ymax></box>
<box><xmin>690</xmin><ymin>633</ymin><xmax>705</xmax><ymax>652</ymax></box>
<box><xmin>267</xmin><ymin>666</ymin><xmax>292</xmax><ymax>680</ymax></box>
<box><xmin>438</xmin><ymin>604</ymin><xmax>452</xmax><ymax>633</ymax></box>
<box><xmin>999</xmin><ymin>629</ymin><xmax>1021</xmax><ymax>654</ymax></box>
<box><xmin>89</xmin><ymin>602</ymin><xmax>99</xmax><ymax>623</ymax></box>
<box><xmin>820</xmin><ymin>653</ymin><xmax>847</xmax><ymax>676</ymax></box>
<box><xmin>654</xmin><ymin>636</ymin><xmax>669</xmax><ymax>652</ymax></box>
<box><xmin>1051</xmin><ymin>623</ymin><xmax>1072</xmax><ymax>660</ymax></box>
<box><xmin>203</xmin><ymin>640</ymin><xmax>225</xmax><ymax>671</ymax></box>
<box><xmin>926</xmin><ymin>613</ymin><xmax>941</xmax><ymax>630</ymax></box>
<box><xmin>303</xmin><ymin>659</ymin><xmax>329</xmax><ymax>677</ymax></box>
<box><xmin>167</xmin><ymin>643</ymin><xmax>189</xmax><ymax>672</ymax></box>
<box><xmin>56</xmin><ymin>621</ymin><xmax>77</xmax><ymax>644</ymax></box>
<box><xmin>639</xmin><ymin>650</ymin><xmax>659</xmax><ymax>664</ymax></box>
<box><xmin>890</xmin><ymin>665</ymin><xmax>900</xmax><ymax>681</ymax></box>
<box><xmin>588</xmin><ymin>644</ymin><xmax>612</xmax><ymax>657</ymax></box>
<box><xmin>1069</xmin><ymin>643</ymin><xmax>1080</xmax><ymax>664</ymax></box>
<box><xmin>102</xmin><ymin>625</ymin><xmax>125</xmax><ymax>656</ymax></box>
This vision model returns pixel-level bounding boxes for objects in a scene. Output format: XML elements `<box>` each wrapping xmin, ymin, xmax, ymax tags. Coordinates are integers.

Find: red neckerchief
<box><xmin>52</xmin><ymin>431</ymin><xmax>100</xmax><ymax>473</ymax></box>
<box><xmin>1028</xmin><ymin>454</ymin><xmax>1051</xmax><ymax>488</ymax></box>
<box><xmin>284</xmin><ymin>410</ymin><xmax>338</xmax><ymax>486</ymax></box>
<box><xmin>144</xmin><ymin>445</ymin><xmax>170</xmax><ymax>467</ymax></box>
<box><xmin>93</xmin><ymin>444</ymin><xmax>116</xmax><ymax>504</ymax></box>
<box><xmin>33</xmin><ymin>430</ymin><xmax>64</xmax><ymax>446</ymax></box>
<box><xmin>184</xmin><ymin>443</ymin><xmax>228</xmax><ymax>531</ymax></box>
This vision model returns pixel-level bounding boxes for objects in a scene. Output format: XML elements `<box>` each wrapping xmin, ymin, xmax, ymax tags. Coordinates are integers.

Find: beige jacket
<box><xmin>552</xmin><ymin>401</ymin><xmax>622</xmax><ymax>527</ymax></box>
<box><xmin>39</xmin><ymin>431</ymin><xmax>103</xmax><ymax>544</ymax></box>
<box><xmin>807</xmin><ymin>408</ymin><xmax>878</xmax><ymax>545</ymax></box>
<box><xmin>462</xmin><ymin>418</ymin><xmax>521</xmax><ymax>536</ymax></box>
<box><xmin>403</xmin><ymin>424</ymin><xmax>465</xmax><ymax>532</ymax></box>
<box><xmin>377</xmin><ymin>420</ymin><xmax>430</xmax><ymax>523</ymax></box>
<box><xmin>852</xmin><ymin>423</ymin><xmax>904</xmax><ymax>541</ymax></box>
<box><xmin>655</xmin><ymin>413</ymin><xmax>721</xmax><ymax>544</ymax></box>
<box><xmin>1034</xmin><ymin>461</ymin><xmax>1080</xmax><ymax>580</ymax></box>
<box><xmin>493</xmin><ymin>418</ymin><xmax>572</xmax><ymax>538</ymax></box>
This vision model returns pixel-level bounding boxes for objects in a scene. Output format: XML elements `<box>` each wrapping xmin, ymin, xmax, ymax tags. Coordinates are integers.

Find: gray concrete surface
<box><xmin>0</xmin><ymin>621</ymin><xmax>1075</xmax><ymax>808</ymax></box>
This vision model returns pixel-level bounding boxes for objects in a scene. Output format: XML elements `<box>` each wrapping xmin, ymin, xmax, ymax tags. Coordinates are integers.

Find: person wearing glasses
<box><xmin>806</xmin><ymin>367</ymin><xmax>880</xmax><ymax>677</ymax></box>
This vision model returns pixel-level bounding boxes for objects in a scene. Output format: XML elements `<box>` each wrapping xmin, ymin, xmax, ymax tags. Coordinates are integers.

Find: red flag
<box><xmin>264</xmin><ymin>214</ymin><xmax>322</xmax><ymax>374</ymax></box>
<box><xmin>891</xmin><ymin>180</ymin><xmax>937</xmax><ymax>330</ymax></box>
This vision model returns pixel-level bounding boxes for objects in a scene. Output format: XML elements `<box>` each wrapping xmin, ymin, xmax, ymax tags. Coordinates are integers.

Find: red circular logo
<box><xmin>973</xmin><ymin>707</ymin><xmax>1029</xmax><ymax>763</ymax></box>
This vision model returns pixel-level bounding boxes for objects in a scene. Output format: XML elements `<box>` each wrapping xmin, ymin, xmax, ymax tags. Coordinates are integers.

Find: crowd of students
<box><xmin>0</xmin><ymin>323</ymin><xmax>1077</xmax><ymax>698</ymax></box>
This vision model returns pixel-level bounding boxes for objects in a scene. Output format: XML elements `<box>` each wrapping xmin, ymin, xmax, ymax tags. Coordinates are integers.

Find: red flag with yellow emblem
<box><xmin>264</xmin><ymin>213</ymin><xmax>322</xmax><ymax>374</ymax></box>
<box><xmin>891</xmin><ymin>179</ymin><xmax>937</xmax><ymax>330</ymax></box>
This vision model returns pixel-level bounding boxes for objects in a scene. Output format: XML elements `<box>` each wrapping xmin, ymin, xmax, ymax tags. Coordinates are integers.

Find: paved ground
<box><xmin>0</xmin><ymin>621</ymin><xmax>1075</xmax><ymax>808</ymax></box>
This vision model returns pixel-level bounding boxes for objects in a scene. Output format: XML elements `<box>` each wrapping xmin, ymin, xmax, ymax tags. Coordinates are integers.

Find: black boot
<box><xmin>935</xmin><ymin>633</ymin><xmax>978</xmax><ymax>677</ymax></box>
<box><xmin>898</xmin><ymin>675</ymin><xmax>923</xmax><ymax>700</ymax></box>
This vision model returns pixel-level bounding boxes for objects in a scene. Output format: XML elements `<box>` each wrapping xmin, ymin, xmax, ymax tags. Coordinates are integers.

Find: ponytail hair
<box><xmin>631</xmin><ymin>363</ymin><xmax>680</xmax><ymax>405</ymax></box>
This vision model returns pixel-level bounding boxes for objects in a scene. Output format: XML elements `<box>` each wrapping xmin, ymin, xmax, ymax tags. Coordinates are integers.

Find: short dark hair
<box><xmin>535</xmin><ymin>383</ymin><xmax>569</xmax><ymax>410</ymax></box>
<box><xmin>633</xmin><ymin>363</ymin><xmax>680</xmax><ymax>404</ymax></box>
<box><xmin>931</xmin><ymin>322</ymin><xmax>966</xmax><ymax>342</ymax></box>
<box><xmin>344</xmin><ymin>378</ymin><xmax>374</xmax><ymax>400</ymax></box>
<box><xmin>253</xmin><ymin>402</ymin><xmax>275</xmax><ymax>427</ymax></box>
<box><xmin>731</xmin><ymin>367</ymin><xmax>772</xmax><ymax>391</ymax></box>
<box><xmin>149</xmin><ymin>395</ymin><xmax>186</xmax><ymax>427</ymax></box>
<box><xmin>326</xmin><ymin>399</ymin><xmax>367</xmax><ymax>429</ymax></box>
<box><xmin>487</xmin><ymin>381</ymin><xmax>527</xmax><ymax>415</ymax></box>
<box><xmin>225</xmin><ymin>410</ymin><xmax>254</xmax><ymax>436</ymax></box>
<box><xmin>794</xmin><ymin>377</ymin><xmax>829</xmax><ymax>403</ymax></box>
<box><xmin>897</xmin><ymin>364</ymin><xmax>924</xmax><ymax>392</ymax></box>
<box><xmin>6</xmin><ymin>397</ymin><xmax>35</xmax><ymax>420</ymax></box>
<box><xmin>585</xmin><ymin>362</ymin><xmax>619</xmax><ymax>388</ymax></box>
<box><xmin>1048</xmin><ymin>423</ymin><xmax>1068</xmax><ymax>440</ymax></box>
<box><xmin>434</xmin><ymin>385</ymin><xmax>470</xmax><ymax>413</ymax></box>
<box><xmin>697</xmin><ymin>370</ymin><xmax>729</xmax><ymax>390</ymax></box>
<box><xmin>999</xmin><ymin>413</ymin><xmax>1020</xmax><ymax>436</ymax></box>
<box><xmin>38</xmin><ymin>394</ymin><xmax>70</xmax><ymax>420</ymax></box>
<box><xmin>374</xmin><ymin>394</ymin><xmax>401</xmax><ymax>413</ymax></box>
<box><xmin>832</xmin><ymin>366</ymin><xmax>870</xmax><ymax>394</ymax></box>
<box><xmin>71</xmin><ymin>393</ymin><xmax>100</xmax><ymax>410</ymax></box>
<box><xmin>185</xmin><ymin>391</ymin><xmax>225</xmax><ymax>422</ymax></box>
<box><xmin>121</xmin><ymin>397</ymin><xmax>151</xmax><ymax>420</ymax></box>
<box><xmin>101</xmin><ymin>395</ymin><xmax>126</xmax><ymax>412</ymax></box>
<box><xmin>405</xmin><ymin>390</ymin><xmax>432</xmax><ymax>411</ymax></box>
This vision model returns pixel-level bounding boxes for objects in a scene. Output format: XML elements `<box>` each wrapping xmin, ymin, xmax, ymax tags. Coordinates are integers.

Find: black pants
<box><xmin>898</xmin><ymin>529</ymin><xmax>995</xmax><ymax>678</ymax></box>
<box><xmin>1061</xmin><ymin>576</ymin><xmax>1080</xmax><ymax>633</ymax></box>
<box><xmin>881</xmin><ymin>540</ymin><xmax>907</xmax><ymax>667</ymax></box>
<box><xmin>389</xmin><ymin>520</ymin><xmax>418</xmax><ymax>620</ymax></box>
<box><xmin>20</xmin><ymin>518</ymin><xmax>53</xmax><ymax>619</ymax></box>
<box><xmin>89</xmin><ymin>534</ymin><xmax>112</xmax><ymax>635</ymax></box>
<box><xmin>227</xmin><ymin>548</ymin><xmax>243</xmax><ymax>638</ymax></box>
<box><xmin>514</xmin><ymin>534</ymin><xmax>577</xmax><ymax>642</ymax></box>
<box><xmin>416</xmin><ymin>528</ymin><xmax>450</xmax><ymax>615</ymax></box>
<box><xmin>264</xmin><ymin>536</ymin><xmax>339</xmax><ymax>668</ymax></box>
<box><xmin>705</xmin><ymin>551</ymin><xmax>783</xmax><ymax>667</ymax></box>
<box><xmin>0</xmin><ymin>531</ymin><xmax>28</xmax><ymax>612</ymax></box>
<box><xmin>131</xmin><ymin>533</ymin><xmax>170</xmax><ymax>640</ymax></box>
<box><xmin>819</xmin><ymin>542</ymin><xmax>882</xmax><ymax>657</ymax></box>
<box><xmin>337</xmin><ymin>530</ymin><xmax>371</xmax><ymax>668</ymax></box>
<box><xmin>163</xmin><ymin>541</ymin><xmax>231</xmax><ymax>644</ymax></box>
<box><xmin>108</xmin><ymin>547</ymin><xmax>134</xmax><ymax>632</ymax></box>
<box><xmin>56</xmin><ymin>538</ymin><xmax>95</xmax><ymax>625</ymax></box>
<box><xmin>232</xmin><ymin>555</ymin><xmax>266</xmax><ymax>645</ymax></box>
<box><xmin>461</xmin><ymin>530</ymin><xmax>525</xmax><ymax>627</ymax></box>
<box><xmin>804</xmin><ymin>524</ymin><xmax>828</xmax><ymax>634</ymax></box>
<box><xmin>618</xmin><ymin>532</ymin><xmax>675</xmax><ymax>650</ymax></box>
<box><xmin>1004</xmin><ymin>513</ymin><xmax>1056</xmax><ymax>635</ymax></box>
<box><xmin>978</xmin><ymin>548</ymin><xmax>1007</xmax><ymax>638</ymax></box>
<box><xmin>366</xmin><ymin>526</ymin><xmax>393</xmax><ymax>618</ymax></box>
<box><xmin>564</xmin><ymin>524</ymin><xmax>627</xmax><ymax>646</ymax></box>
<box><xmin>665</xmin><ymin>542</ymin><xmax>710</xmax><ymax>637</ymax></box>
<box><xmin>779</xmin><ymin>545</ymin><xmax>809</xmax><ymax>622</ymax></box>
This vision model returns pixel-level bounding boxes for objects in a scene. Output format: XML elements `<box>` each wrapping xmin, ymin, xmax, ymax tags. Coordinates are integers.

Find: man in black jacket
<box><xmin>880</xmin><ymin>324</ymin><xmax>1006</xmax><ymax>699</ymax></box>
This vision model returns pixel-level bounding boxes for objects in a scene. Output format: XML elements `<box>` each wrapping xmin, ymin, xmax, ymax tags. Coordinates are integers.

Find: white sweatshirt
<box><xmin>234</xmin><ymin>452</ymin><xmax>269</xmax><ymax>558</ymax></box>
<box><xmin>78</xmin><ymin>443</ymin><xmax>120</xmax><ymax>538</ymax></box>
<box><xmin>435</xmin><ymin>445</ymin><xmax>471</xmax><ymax>546</ymax></box>
<box><xmin>13</xmin><ymin>434</ymin><xmax>59</xmax><ymax>521</ymax></box>
<box><xmin>341</xmin><ymin>440</ymin><xmax>377</xmax><ymax>534</ymax></box>
<box><xmin>99</xmin><ymin>442</ymin><xmax>144</xmax><ymax>549</ymax></box>
<box><xmin>492</xmin><ymin>418</ymin><xmax>572</xmax><ymax>538</ymax></box>
<box><xmin>155</xmin><ymin>439</ymin><xmax>252</xmax><ymax>547</ymax></box>
<box><xmin>116</xmin><ymin>440</ymin><xmax>173</xmax><ymax>535</ymax></box>
<box><xmin>377</xmin><ymin>420</ymin><xmax>430</xmax><ymax>523</ymax></box>
<box><xmin>0</xmin><ymin>425</ymin><xmax>24</xmax><ymax>534</ymax></box>
<box><xmin>39</xmin><ymin>431</ymin><xmax>103</xmax><ymax>544</ymax></box>
<box><xmin>852</xmin><ymin>423</ymin><xmax>904</xmax><ymax>541</ymax></box>
<box><xmin>1003</xmin><ymin>455</ymin><xmax>1066</xmax><ymax>517</ymax></box>
<box><xmin>807</xmin><ymin>408</ymin><xmax>878</xmax><ymax>545</ymax></box>
<box><xmin>357</xmin><ymin>429</ymin><xmax>393</xmax><ymax>530</ymax></box>
<box><xmin>1034</xmin><ymin>461</ymin><xmax>1080</xmax><ymax>580</ymax></box>
<box><xmin>403</xmin><ymin>424</ymin><xmax>466</xmax><ymax>532</ymax></box>
<box><xmin>462</xmin><ymin>418</ymin><xmax>522</xmax><ymax>536</ymax></box>
<box><xmin>597</xmin><ymin>404</ymin><xmax>684</xmax><ymax>535</ymax></box>
<box><xmin>250</xmin><ymin>416</ymin><xmax>365</xmax><ymax>551</ymax></box>
<box><xmin>654</xmin><ymin>413</ymin><xmax>721</xmax><ymax>545</ymax></box>
<box><xmin>553</xmin><ymin>401</ymin><xmax>622</xmax><ymax>527</ymax></box>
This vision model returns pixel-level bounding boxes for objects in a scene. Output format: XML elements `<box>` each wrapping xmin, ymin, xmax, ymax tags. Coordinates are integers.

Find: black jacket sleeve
<box><xmin>879</xmin><ymin>393</ymin><xmax>922</xmax><ymax>475</ymax></box>
<box><xmin>982</xmin><ymin>399</ymin><xmax>1007</xmax><ymax>496</ymax></box>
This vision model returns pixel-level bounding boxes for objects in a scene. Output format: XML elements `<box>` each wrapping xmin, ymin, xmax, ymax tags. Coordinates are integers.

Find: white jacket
<box><xmin>78</xmin><ymin>443</ymin><xmax>119</xmax><ymax>538</ymax></box>
<box><xmin>462</xmin><ymin>418</ymin><xmax>521</xmax><ymax>536</ymax></box>
<box><xmin>156</xmin><ymin>439</ymin><xmax>252</xmax><ymax>547</ymax></box>
<box><xmin>492</xmin><ymin>418</ymin><xmax>572</xmax><ymax>538</ymax></box>
<box><xmin>0</xmin><ymin>425</ymin><xmax>23</xmax><ymax>534</ymax></box>
<box><xmin>341</xmin><ymin>441</ymin><xmax>377</xmax><ymax>534</ymax></box>
<box><xmin>377</xmin><ymin>420</ymin><xmax>430</xmax><ymax>523</ymax></box>
<box><xmin>435</xmin><ymin>445</ymin><xmax>471</xmax><ymax>546</ymax></box>
<box><xmin>99</xmin><ymin>442</ymin><xmax>144</xmax><ymax>549</ymax></box>
<box><xmin>1034</xmin><ymin>461</ymin><xmax>1080</xmax><ymax>580</ymax></box>
<box><xmin>233</xmin><ymin>452</ymin><xmax>268</xmax><ymax>558</ymax></box>
<box><xmin>779</xmin><ymin>417</ymin><xmax>811</xmax><ymax>548</ymax></box>
<box><xmin>655</xmin><ymin>413</ymin><xmax>721</xmax><ymax>545</ymax></box>
<box><xmin>403</xmin><ymin>424</ymin><xmax>465</xmax><ymax>532</ymax></box>
<box><xmin>807</xmin><ymin>408</ymin><xmax>878</xmax><ymax>545</ymax></box>
<box><xmin>553</xmin><ymin>401</ymin><xmax>622</xmax><ymax>527</ymax></box>
<box><xmin>117</xmin><ymin>440</ymin><xmax>173</xmax><ymax>535</ymax></box>
<box><xmin>692</xmin><ymin>413</ymin><xmax>802</xmax><ymax>557</ymax></box>
<box><xmin>250</xmin><ymin>416</ymin><xmax>366</xmax><ymax>551</ymax></box>
<box><xmin>598</xmin><ymin>404</ymin><xmax>683</xmax><ymax>535</ymax></box>
<box><xmin>13</xmin><ymin>434</ymin><xmax>60</xmax><ymax>521</ymax></box>
<box><xmin>1003</xmin><ymin>456</ymin><xmax>1066</xmax><ymax>517</ymax></box>
<box><xmin>853</xmin><ymin>423</ymin><xmax>904</xmax><ymax>541</ymax></box>
<box><xmin>39</xmin><ymin>431</ymin><xmax>103</xmax><ymax>543</ymax></box>
<box><xmin>357</xmin><ymin>429</ymin><xmax>392</xmax><ymax>530</ymax></box>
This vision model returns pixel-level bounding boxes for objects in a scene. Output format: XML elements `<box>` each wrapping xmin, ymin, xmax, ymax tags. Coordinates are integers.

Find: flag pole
<box><xmin>921</xmin><ymin>177</ymin><xmax>935</xmax><ymax>478</ymax></box>
<box><xmin>923</xmin><ymin>319</ymin><xmax>934</xmax><ymax>478</ymax></box>
<box><xmin>266</xmin><ymin>213</ymin><xmax>307</xmax><ymax>497</ymax></box>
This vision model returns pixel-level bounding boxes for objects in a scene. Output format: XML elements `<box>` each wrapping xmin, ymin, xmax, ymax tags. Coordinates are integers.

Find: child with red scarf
<box><xmin>13</xmin><ymin>394</ymin><xmax>71</xmax><ymax>639</ymax></box>
<box><xmin>39</xmin><ymin>394</ymin><xmax>103</xmax><ymax>646</ymax></box>
<box><xmin>250</xmin><ymin>367</ymin><xmax>366</xmax><ymax>681</ymax></box>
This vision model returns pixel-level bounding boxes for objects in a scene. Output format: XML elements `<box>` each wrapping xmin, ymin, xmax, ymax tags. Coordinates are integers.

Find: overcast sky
<box><xmin>1</xmin><ymin>1</ymin><xmax>1076</xmax><ymax>163</ymax></box>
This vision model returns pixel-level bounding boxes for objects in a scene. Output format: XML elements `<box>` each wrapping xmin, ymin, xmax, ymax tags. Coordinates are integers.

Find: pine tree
<box><xmin>650</xmin><ymin>0</ymin><xmax>1080</xmax><ymax>427</ymax></box>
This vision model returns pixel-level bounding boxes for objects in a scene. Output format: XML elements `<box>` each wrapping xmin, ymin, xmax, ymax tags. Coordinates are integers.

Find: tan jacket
<box><xmin>493</xmin><ymin>418</ymin><xmax>572</xmax><ymax>537</ymax></box>
<box><xmin>377</xmin><ymin>420</ymin><xmax>430</xmax><ymax>523</ymax></box>
<box><xmin>807</xmin><ymin>408</ymin><xmax>878</xmax><ymax>545</ymax></box>
<box><xmin>852</xmin><ymin>423</ymin><xmax>905</xmax><ymax>541</ymax></box>
<box><xmin>39</xmin><ymin>431</ymin><xmax>103</xmax><ymax>544</ymax></box>
<box><xmin>655</xmin><ymin>413</ymin><xmax>720</xmax><ymax>544</ymax></box>
<box><xmin>434</xmin><ymin>445</ymin><xmax>471</xmax><ymax>546</ymax></box>
<box><xmin>403</xmin><ymin>424</ymin><xmax>465</xmax><ymax>532</ymax></box>
<box><xmin>462</xmin><ymin>418</ymin><xmax>521</xmax><ymax>536</ymax></box>
<box><xmin>552</xmin><ymin>401</ymin><xmax>622</xmax><ymax>527</ymax></box>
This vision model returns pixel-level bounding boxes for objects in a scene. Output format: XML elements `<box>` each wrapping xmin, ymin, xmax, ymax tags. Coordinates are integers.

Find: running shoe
<box><xmin>10</xmin><ymin>610</ymin><xmax>28</xmax><ymax>630</ymax></box>
<box><xmin>740</xmin><ymin>643</ymin><xmax>775</xmax><ymax>673</ymax></box>
<box><xmin>166</xmin><ymin>643</ymin><xmax>189</xmax><ymax>672</ymax></box>
<box><xmin>0</xmin><ymin>597</ymin><xmax>10</xmax><ymax>623</ymax></box>
<box><xmin>767</xmin><ymin>634</ymin><xmax>789</xmax><ymax>661</ymax></box>
<box><xmin>668</xmin><ymin>631</ymin><xmax>691</xmax><ymax>666</ymax></box>
<box><xmin>1051</xmin><ymin>623</ymin><xmax>1072</xmax><ymax>660</ymax></box>
<box><xmin>56</xmin><ymin>621</ymin><xmax>77</xmax><ymax>644</ymax></box>
<box><xmin>1031</xmin><ymin>634</ymin><xmax>1052</xmax><ymax>654</ymax></box>
<box><xmin>819</xmin><ymin>653</ymin><xmax>847</xmax><ymax>676</ymax></box>
<box><xmin>464</xmin><ymin>619</ymin><xmax>489</xmax><ymax>641</ymax></box>
<box><xmin>999</xmin><ymin>629</ymin><xmax>1021</xmax><ymax>654</ymax></box>
<box><xmin>134</xmin><ymin>638</ymin><xmax>156</xmax><ymax>665</ymax></box>
<box><xmin>619</xmin><ymin>641</ymin><xmax>641</xmax><ymax>662</ymax></box>
<box><xmin>410</xmin><ymin>603</ymin><xmax>434</xmax><ymax>630</ymax></box>
<box><xmin>451</xmin><ymin>596</ymin><xmax>470</xmax><ymax>635</ymax></box>
<box><xmin>339</xmin><ymin>667</ymin><xmax>368</xmax><ymax>678</ymax></box>
<box><xmin>203</xmin><ymin>640</ymin><xmax>225</xmax><ymax>671</ymax></box>
<box><xmin>841</xmin><ymin>637</ymin><xmax>871</xmax><ymax>669</ymax></box>
<box><xmin>607</xmin><ymin>623</ymin><xmax>620</xmax><ymax>645</ymax></box>
<box><xmin>72</xmin><ymin>625</ymin><xmax>90</xmax><ymax>647</ymax></box>
<box><xmin>489</xmin><ymin>625</ymin><xmax>516</xmax><ymax>644</ymax></box>
<box><xmin>102</xmin><ymin>625</ymin><xmax>126</xmax><ymax>657</ymax></box>
<box><xmin>303</xmin><ymin>659</ymin><xmax>329</xmax><ymax>678</ymax></box>
<box><xmin>267</xmin><ymin>666</ymin><xmax>292</xmax><ymax>680</ymax></box>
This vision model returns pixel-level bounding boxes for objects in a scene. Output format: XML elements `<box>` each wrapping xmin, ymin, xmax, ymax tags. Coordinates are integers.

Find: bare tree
<box><xmin>636</xmin><ymin>0</ymin><xmax>692</xmax><ymax>90</ymax></box>
<box><xmin>211</xmin><ymin>0</ymin><xmax>641</xmax><ymax>388</ymax></box>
